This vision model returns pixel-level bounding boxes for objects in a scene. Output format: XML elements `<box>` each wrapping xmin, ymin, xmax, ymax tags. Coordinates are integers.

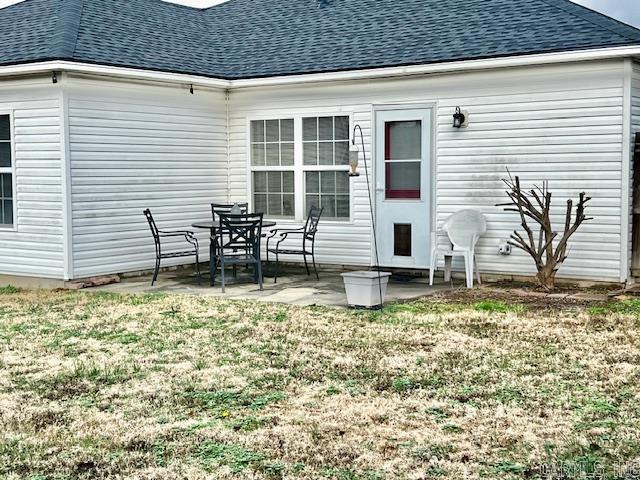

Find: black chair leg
<box><xmin>274</xmin><ymin>252</ymin><xmax>279</xmax><ymax>284</ymax></box>
<box><xmin>312</xmin><ymin>253</ymin><xmax>319</xmax><ymax>280</ymax></box>
<box><xmin>303</xmin><ymin>253</ymin><xmax>310</xmax><ymax>276</ymax></box>
<box><xmin>195</xmin><ymin>250</ymin><xmax>202</xmax><ymax>285</ymax></box>
<box><xmin>210</xmin><ymin>242</ymin><xmax>218</xmax><ymax>286</ymax></box>
<box><xmin>220</xmin><ymin>260</ymin><xmax>226</xmax><ymax>293</ymax></box>
<box><xmin>152</xmin><ymin>257</ymin><xmax>160</xmax><ymax>286</ymax></box>
<box><xmin>257</xmin><ymin>259</ymin><xmax>263</xmax><ymax>291</ymax></box>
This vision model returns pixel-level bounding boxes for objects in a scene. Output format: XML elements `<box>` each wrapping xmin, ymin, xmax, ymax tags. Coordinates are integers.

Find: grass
<box><xmin>1</xmin><ymin>289</ymin><xmax>640</xmax><ymax>479</ymax></box>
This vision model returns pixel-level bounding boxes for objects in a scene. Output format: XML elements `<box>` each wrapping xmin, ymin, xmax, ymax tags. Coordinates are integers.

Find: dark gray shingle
<box><xmin>0</xmin><ymin>0</ymin><xmax>639</xmax><ymax>79</ymax></box>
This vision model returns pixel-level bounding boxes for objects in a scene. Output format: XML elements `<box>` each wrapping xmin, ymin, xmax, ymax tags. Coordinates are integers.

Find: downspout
<box><xmin>225</xmin><ymin>88</ymin><xmax>231</xmax><ymax>202</ymax></box>
<box><xmin>622</xmin><ymin>58</ymin><xmax>633</xmax><ymax>284</ymax></box>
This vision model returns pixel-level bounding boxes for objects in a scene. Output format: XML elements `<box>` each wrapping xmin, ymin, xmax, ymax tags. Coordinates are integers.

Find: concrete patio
<box><xmin>93</xmin><ymin>264</ymin><xmax>456</xmax><ymax>307</ymax></box>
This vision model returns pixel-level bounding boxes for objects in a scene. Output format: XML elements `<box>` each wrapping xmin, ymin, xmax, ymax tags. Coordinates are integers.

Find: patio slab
<box><xmin>92</xmin><ymin>266</ymin><xmax>455</xmax><ymax>307</ymax></box>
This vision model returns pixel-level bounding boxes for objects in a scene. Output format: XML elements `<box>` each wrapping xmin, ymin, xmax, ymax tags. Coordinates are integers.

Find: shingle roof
<box><xmin>1</xmin><ymin>0</ymin><xmax>639</xmax><ymax>80</ymax></box>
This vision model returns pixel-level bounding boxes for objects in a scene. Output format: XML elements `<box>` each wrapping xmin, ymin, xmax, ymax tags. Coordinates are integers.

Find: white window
<box><xmin>250</xmin><ymin>115</ymin><xmax>351</xmax><ymax>221</ymax></box>
<box><xmin>302</xmin><ymin>116</ymin><xmax>350</xmax><ymax>219</ymax></box>
<box><xmin>0</xmin><ymin>114</ymin><xmax>13</xmax><ymax>228</ymax></box>
<box><xmin>250</xmin><ymin>119</ymin><xmax>295</xmax><ymax>218</ymax></box>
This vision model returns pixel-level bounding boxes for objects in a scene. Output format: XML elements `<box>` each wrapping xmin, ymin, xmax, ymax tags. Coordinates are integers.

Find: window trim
<box><xmin>246</xmin><ymin>113</ymin><xmax>354</xmax><ymax>224</ymax></box>
<box><xmin>0</xmin><ymin>110</ymin><xmax>16</xmax><ymax>231</ymax></box>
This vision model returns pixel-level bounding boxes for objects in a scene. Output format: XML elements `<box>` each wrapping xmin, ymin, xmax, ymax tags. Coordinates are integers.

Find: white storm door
<box><xmin>375</xmin><ymin>108</ymin><xmax>431</xmax><ymax>268</ymax></box>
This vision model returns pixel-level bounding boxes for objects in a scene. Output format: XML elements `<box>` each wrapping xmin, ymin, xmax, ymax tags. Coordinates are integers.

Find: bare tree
<box><xmin>497</xmin><ymin>173</ymin><xmax>592</xmax><ymax>291</ymax></box>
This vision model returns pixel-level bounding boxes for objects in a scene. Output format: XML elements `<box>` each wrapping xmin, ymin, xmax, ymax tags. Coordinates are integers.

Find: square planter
<box><xmin>341</xmin><ymin>271</ymin><xmax>392</xmax><ymax>308</ymax></box>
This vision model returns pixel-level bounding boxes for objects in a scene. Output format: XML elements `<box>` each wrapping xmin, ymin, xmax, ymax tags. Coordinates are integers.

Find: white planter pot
<box><xmin>341</xmin><ymin>271</ymin><xmax>392</xmax><ymax>308</ymax></box>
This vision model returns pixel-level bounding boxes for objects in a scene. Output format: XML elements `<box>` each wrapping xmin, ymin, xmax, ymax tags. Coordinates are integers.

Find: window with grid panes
<box><xmin>249</xmin><ymin>116</ymin><xmax>351</xmax><ymax>220</ymax></box>
<box><xmin>250</xmin><ymin>119</ymin><xmax>295</xmax><ymax>217</ymax></box>
<box><xmin>302</xmin><ymin>116</ymin><xmax>350</xmax><ymax>219</ymax></box>
<box><xmin>0</xmin><ymin>115</ymin><xmax>13</xmax><ymax>227</ymax></box>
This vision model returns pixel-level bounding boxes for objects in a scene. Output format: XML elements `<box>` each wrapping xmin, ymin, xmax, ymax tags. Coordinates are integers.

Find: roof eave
<box><xmin>0</xmin><ymin>45</ymin><xmax>639</xmax><ymax>89</ymax></box>
<box><xmin>228</xmin><ymin>44</ymin><xmax>640</xmax><ymax>88</ymax></box>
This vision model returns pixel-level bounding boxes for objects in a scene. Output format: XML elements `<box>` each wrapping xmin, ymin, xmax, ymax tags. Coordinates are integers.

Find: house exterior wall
<box><xmin>0</xmin><ymin>76</ymin><xmax>65</xmax><ymax>279</ymax></box>
<box><xmin>65</xmin><ymin>76</ymin><xmax>228</xmax><ymax>279</ymax></box>
<box><xmin>229</xmin><ymin>59</ymin><xmax>628</xmax><ymax>282</ymax></box>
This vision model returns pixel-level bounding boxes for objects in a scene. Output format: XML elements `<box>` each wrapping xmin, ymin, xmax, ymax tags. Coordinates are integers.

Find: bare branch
<box><xmin>498</xmin><ymin>172</ymin><xmax>592</xmax><ymax>290</ymax></box>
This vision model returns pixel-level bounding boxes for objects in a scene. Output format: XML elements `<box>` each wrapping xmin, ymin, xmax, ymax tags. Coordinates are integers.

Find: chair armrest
<box><xmin>158</xmin><ymin>230</ymin><xmax>199</xmax><ymax>248</ymax></box>
<box><xmin>266</xmin><ymin>227</ymin><xmax>303</xmax><ymax>240</ymax></box>
<box><xmin>272</xmin><ymin>227</ymin><xmax>304</xmax><ymax>234</ymax></box>
<box><xmin>158</xmin><ymin>229</ymin><xmax>195</xmax><ymax>237</ymax></box>
<box><xmin>432</xmin><ymin>229</ymin><xmax>452</xmax><ymax>250</ymax></box>
<box><xmin>470</xmin><ymin>233</ymin><xmax>481</xmax><ymax>249</ymax></box>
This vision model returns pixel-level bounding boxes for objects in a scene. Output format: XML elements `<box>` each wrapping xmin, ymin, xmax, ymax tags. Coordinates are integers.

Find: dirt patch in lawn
<box><xmin>432</xmin><ymin>285</ymin><xmax>607</xmax><ymax>311</ymax></box>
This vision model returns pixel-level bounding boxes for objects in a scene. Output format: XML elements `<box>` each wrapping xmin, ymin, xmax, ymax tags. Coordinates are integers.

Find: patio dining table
<box><xmin>191</xmin><ymin>220</ymin><xmax>277</xmax><ymax>235</ymax></box>
<box><xmin>193</xmin><ymin>219</ymin><xmax>278</xmax><ymax>284</ymax></box>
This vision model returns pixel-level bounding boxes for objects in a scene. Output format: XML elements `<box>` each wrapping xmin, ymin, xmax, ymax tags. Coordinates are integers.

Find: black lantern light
<box><xmin>452</xmin><ymin>106</ymin><xmax>466</xmax><ymax>128</ymax></box>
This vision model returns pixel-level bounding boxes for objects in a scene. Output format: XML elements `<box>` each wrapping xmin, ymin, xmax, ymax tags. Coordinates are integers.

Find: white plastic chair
<box><xmin>429</xmin><ymin>209</ymin><xmax>487</xmax><ymax>289</ymax></box>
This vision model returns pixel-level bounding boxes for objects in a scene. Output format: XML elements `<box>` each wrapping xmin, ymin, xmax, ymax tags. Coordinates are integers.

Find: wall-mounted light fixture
<box><xmin>52</xmin><ymin>71</ymin><xmax>58</xmax><ymax>84</ymax></box>
<box><xmin>189</xmin><ymin>84</ymin><xmax>194</xmax><ymax>94</ymax></box>
<box><xmin>453</xmin><ymin>106</ymin><xmax>468</xmax><ymax>128</ymax></box>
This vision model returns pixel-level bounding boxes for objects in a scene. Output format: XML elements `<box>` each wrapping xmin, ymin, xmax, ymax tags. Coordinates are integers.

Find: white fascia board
<box><xmin>229</xmin><ymin>45</ymin><xmax>640</xmax><ymax>88</ymax></box>
<box><xmin>0</xmin><ymin>61</ymin><xmax>230</xmax><ymax>89</ymax></box>
<box><xmin>0</xmin><ymin>46</ymin><xmax>639</xmax><ymax>89</ymax></box>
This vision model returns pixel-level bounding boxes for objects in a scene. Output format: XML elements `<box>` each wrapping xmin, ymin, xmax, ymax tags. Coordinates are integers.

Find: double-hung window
<box><xmin>250</xmin><ymin>115</ymin><xmax>351</xmax><ymax>221</ymax></box>
<box><xmin>251</xmin><ymin>119</ymin><xmax>295</xmax><ymax>218</ymax></box>
<box><xmin>302</xmin><ymin>116</ymin><xmax>350</xmax><ymax>219</ymax></box>
<box><xmin>0</xmin><ymin>114</ymin><xmax>13</xmax><ymax>228</ymax></box>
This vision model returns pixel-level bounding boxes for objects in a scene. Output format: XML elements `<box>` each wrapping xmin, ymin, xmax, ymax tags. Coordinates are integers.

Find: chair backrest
<box><xmin>443</xmin><ymin>209</ymin><xmax>487</xmax><ymax>250</ymax></box>
<box><xmin>211</xmin><ymin>203</ymin><xmax>249</xmax><ymax>222</ymax></box>
<box><xmin>218</xmin><ymin>213</ymin><xmax>263</xmax><ymax>254</ymax></box>
<box><xmin>303</xmin><ymin>207</ymin><xmax>323</xmax><ymax>241</ymax></box>
<box><xmin>143</xmin><ymin>209</ymin><xmax>160</xmax><ymax>246</ymax></box>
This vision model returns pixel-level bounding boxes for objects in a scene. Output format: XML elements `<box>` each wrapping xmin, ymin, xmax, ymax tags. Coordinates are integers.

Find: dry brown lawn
<box><xmin>1</xmin><ymin>287</ymin><xmax>640</xmax><ymax>479</ymax></box>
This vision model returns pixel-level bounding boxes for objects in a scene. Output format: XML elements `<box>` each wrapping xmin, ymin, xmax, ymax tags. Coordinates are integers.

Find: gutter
<box><xmin>0</xmin><ymin>60</ymin><xmax>231</xmax><ymax>89</ymax></box>
<box><xmin>229</xmin><ymin>45</ymin><xmax>640</xmax><ymax>88</ymax></box>
<box><xmin>0</xmin><ymin>45</ymin><xmax>639</xmax><ymax>90</ymax></box>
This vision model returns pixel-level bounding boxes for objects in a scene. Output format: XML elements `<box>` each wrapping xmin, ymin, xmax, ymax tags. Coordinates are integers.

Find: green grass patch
<box><xmin>0</xmin><ymin>285</ymin><xmax>20</xmax><ymax>294</ymax></box>
<box><xmin>473</xmin><ymin>300</ymin><xmax>526</xmax><ymax>313</ymax></box>
<box><xmin>197</xmin><ymin>441</ymin><xmax>266</xmax><ymax>473</ymax></box>
<box><xmin>588</xmin><ymin>299</ymin><xmax>640</xmax><ymax>316</ymax></box>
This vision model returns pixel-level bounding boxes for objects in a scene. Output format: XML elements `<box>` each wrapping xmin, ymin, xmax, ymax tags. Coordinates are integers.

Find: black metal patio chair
<box><xmin>143</xmin><ymin>209</ymin><xmax>201</xmax><ymax>286</ymax></box>
<box><xmin>266</xmin><ymin>207</ymin><xmax>323</xmax><ymax>283</ymax></box>
<box><xmin>210</xmin><ymin>203</ymin><xmax>249</xmax><ymax>278</ymax></box>
<box><xmin>211</xmin><ymin>212</ymin><xmax>264</xmax><ymax>293</ymax></box>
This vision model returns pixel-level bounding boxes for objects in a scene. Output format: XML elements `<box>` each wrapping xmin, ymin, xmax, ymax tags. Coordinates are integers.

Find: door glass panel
<box><xmin>394</xmin><ymin>224</ymin><xmax>412</xmax><ymax>257</ymax></box>
<box><xmin>385</xmin><ymin>162</ymin><xmax>421</xmax><ymax>199</ymax></box>
<box><xmin>385</xmin><ymin>121</ymin><xmax>421</xmax><ymax>160</ymax></box>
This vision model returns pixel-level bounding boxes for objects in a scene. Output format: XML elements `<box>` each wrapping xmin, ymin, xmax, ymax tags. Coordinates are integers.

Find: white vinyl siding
<box><xmin>67</xmin><ymin>78</ymin><xmax>228</xmax><ymax>279</ymax></box>
<box><xmin>0</xmin><ymin>80</ymin><xmax>64</xmax><ymax>278</ymax></box>
<box><xmin>229</xmin><ymin>60</ymin><xmax>628</xmax><ymax>281</ymax></box>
